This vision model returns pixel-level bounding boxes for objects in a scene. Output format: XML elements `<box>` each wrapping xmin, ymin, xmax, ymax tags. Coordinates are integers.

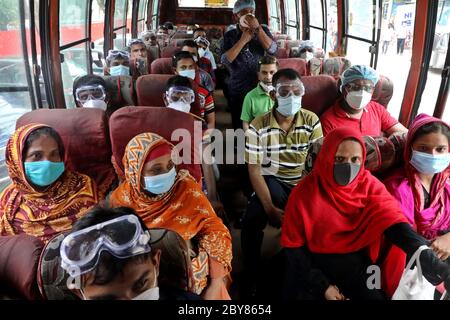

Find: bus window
<box><xmin>377</xmin><ymin>1</ymin><xmax>416</xmax><ymax>119</ymax></box>
<box><xmin>178</xmin><ymin>0</ymin><xmax>237</xmax><ymax>8</ymax></box>
<box><xmin>59</xmin><ymin>0</ymin><xmax>89</xmax><ymax>108</ymax></box>
<box><xmin>418</xmin><ymin>0</ymin><xmax>450</xmax><ymax>118</ymax></box>
<box><xmin>114</xmin><ymin>0</ymin><xmax>129</xmax><ymax>50</ymax></box>
<box><xmin>92</xmin><ymin>0</ymin><xmax>106</xmax><ymax>75</ymax></box>
<box><xmin>269</xmin><ymin>0</ymin><xmax>281</xmax><ymax>33</ymax></box>
<box><xmin>150</xmin><ymin>0</ymin><xmax>160</xmax><ymax>30</ymax></box>
<box><xmin>137</xmin><ymin>0</ymin><xmax>148</xmax><ymax>35</ymax></box>
<box><xmin>307</xmin><ymin>0</ymin><xmax>325</xmax><ymax>50</ymax></box>
<box><xmin>285</xmin><ymin>0</ymin><xmax>300</xmax><ymax>40</ymax></box>
<box><xmin>327</xmin><ymin>0</ymin><xmax>338</xmax><ymax>53</ymax></box>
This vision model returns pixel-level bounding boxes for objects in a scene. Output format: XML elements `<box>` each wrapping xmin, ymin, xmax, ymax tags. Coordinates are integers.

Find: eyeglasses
<box><xmin>106</xmin><ymin>50</ymin><xmax>130</xmax><ymax>61</ymax></box>
<box><xmin>165</xmin><ymin>86</ymin><xmax>195</xmax><ymax>104</ymax></box>
<box><xmin>75</xmin><ymin>85</ymin><xmax>106</xmax><ymax>103</ymax></box>
<box><xmin>345</xmin><ymin>83</ymin><xmax>375</xmax><ymax>93</ymax></box>
<box><xmin>275</xmin><ymin>80</ymin><xmax>305</xmax><ymax>98</ymax></box>
<box><xmin>60</xmin><ymin>215</ymin><xmax>152</xmax><ymax>278</ymax></box>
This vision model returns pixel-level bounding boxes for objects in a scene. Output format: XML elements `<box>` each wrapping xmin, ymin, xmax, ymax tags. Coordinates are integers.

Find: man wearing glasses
<box><xmin>320</xmin><ymin>65</ymin><xmax>408</xmax><ymax>137</ymax></box>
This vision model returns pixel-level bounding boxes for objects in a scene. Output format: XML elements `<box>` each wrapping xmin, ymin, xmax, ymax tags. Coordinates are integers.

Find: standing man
<box><xmin>221</xmin><ymin>0</ymin><xmax>278</xmax><ymax>130</ymax></box>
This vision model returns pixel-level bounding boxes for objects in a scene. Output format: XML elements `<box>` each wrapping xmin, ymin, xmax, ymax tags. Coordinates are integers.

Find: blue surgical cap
<box><xmin>298</xmin><ymin>40</ymin><xmax>315</xmax><ymax>51</ymax></box>
<box><xmin>233</xmin><ymin>0</ymin><xmax>256</xmax><ymax>14</ymax></box>
<box><xmin>341</xmin><ymin>65</ymin><xmax>379</xmax><ymax>91</ymax></box>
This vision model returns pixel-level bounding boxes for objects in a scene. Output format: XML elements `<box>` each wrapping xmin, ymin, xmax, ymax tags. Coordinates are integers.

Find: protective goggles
<box><xmin>345</xmin><ymin>82</ymin><xmax>375</xmax><ymax>93</ymax></box>
<box><xmin>60</xmin><ymin>215</ymin><xmax>151</xmax><ymax>278</ymax></box>
<box><xmin>106</xmin><ymin>50</ymin><xmax>130</xmax><ymax>61</ymax></box>
<box><xmin>128</xmin><ymin>38</ymin><xmax>145</xmax><ymax>47</ymax></box>
<box><xmin>195</xmin><ymin>36</ymin><xmax>210</xmax><ymax>48</ymax></box>
<box><xmin>165</xmin><ymin>86</ymin><xmax>195</xmax><ymax>104</ymax></box>
<box><xmin>275</xmin><ymin>80</ymin><xmax>305</xmax><ymax>98</ymax></box>
<box><xmin>75</xmin><ymin>85</ymin><xmax>106</xmax><ymax>103</ymax></box>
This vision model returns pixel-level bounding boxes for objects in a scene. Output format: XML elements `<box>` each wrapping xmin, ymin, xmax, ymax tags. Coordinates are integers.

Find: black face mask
<box><xmin>333</xmin><ymin>163</ymin><xmax>361</xmax><ymax>186</ymax></box>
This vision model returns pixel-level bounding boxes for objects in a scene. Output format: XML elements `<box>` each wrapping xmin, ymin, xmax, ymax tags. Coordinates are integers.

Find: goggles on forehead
<box><xmin>106</xmin><ymin>50</ymin><xmax>130</xmax><ymax>61</ymax></box>
<box><xmin>165</xmin><ymin>86</ymin><xmax>195</xmax><ymax>104</ymax></box>
<box><xmin>75</xmin><ymin>85</ymin><xmax>106</xmax><ymax>103</ymax></box>
<box><xmin>60</xmin><ymin>215</ymin><xmax>151</xmax><ymax>278</ymax></box>
<box><xmin>345</xmin><ymin>82</ymin><xmax>375</xmax><ymax>93</ymax></box>
<box><xmin>275</xmin><ymin>80</ymin><xmax>305</xmax><ymax>98</ymax></box>
<box><xmin>128</xmin><ymin>38</ymin><xmax>145</xmax><ymax>47</ymax></box>
<box><xmin>195</xmin><ymin>37</ymin><xmax>210</xmax><ymax>48</ymax></box>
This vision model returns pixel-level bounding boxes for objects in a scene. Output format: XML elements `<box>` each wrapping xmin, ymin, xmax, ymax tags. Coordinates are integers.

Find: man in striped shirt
<box><xmin>241</xmin><ymin>69</ymin><xmax>323</xmax><ymax>298</ymax></box>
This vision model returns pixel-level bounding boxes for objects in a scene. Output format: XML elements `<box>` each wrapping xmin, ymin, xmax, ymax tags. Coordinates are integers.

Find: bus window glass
<box><xmin>126</xmin><ymin>0</ymin><xmax>133</xmax><ymax>37</ymax></box>
<box><xmin>327</xmin><ymin>0</ymin><xmax>338</xmax><ymax>53</ymax></box>
<box><xmin>346</xmin><ymin>38</ymin><xmax>372</xmax><ymax>65</ymax></box>
<box><xmin>418</xmin><ymin>0</ymin><xmax>450</xmax><ymax>118</ymax></box>
<box><xmin>308</xmin><ymin>0</ymin><xmax>323</xmax><ymax>28</ymax></box>
<box><xmin>115</xmin><ymin>0</ymin><xmax>127</xmax><ymax>29</ymax></box>
<box><xmin>178</xmin><ymin>0</ymin><xmax>237</xmax><ymax>8</ymax></box>
<box><xmin>269</xmin><ymin>0</ymin><xmax>281</xmax><ymax>33</ymax></box>
<box><xmin>61</xmin><ymin>43</ymin><xmax>89</xmax><ymax>109</ymax></box>
<box><xmin>151</xmin><ymin>0</ymin><xmax>159</xmax><ymax>30</ymax></box>
<box><xmin>285</xmin><ymin>0</ymin><xmax>300</xmax><ymax>39</ymax></box>
<box><xmin>377</xmin><ymin>0</ymin><xmax>416</xmax><ymax>119</ymax></box>
<box><xmin>91</xmin><ymin>0</ymin><xmax>106</xmax><ymax>75</ymax></box>
<box><xmin>60</xmin><ymin>0</ymin><xmax>88</xmax><ymax>46</ymax></box>
<box><xmin>310</xmin><ymin>28</ymin><xmax>324</xmax><ymax>50</ymax></box>
<box><xmin>137</xmin><ymin>0</ymin><xmax>148</xmax><ymax>34</ymax></box>
<box><xmin>347</xmin><ymin>0</ymin><xmax>374</xmax><ymax>39</ymax></box>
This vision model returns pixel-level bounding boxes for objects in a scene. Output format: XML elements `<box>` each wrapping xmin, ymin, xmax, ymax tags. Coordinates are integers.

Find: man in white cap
<box><xmin>221</xmin><ymin>0</ymin><xmax>278</xmax><ymax>130</ymax></box>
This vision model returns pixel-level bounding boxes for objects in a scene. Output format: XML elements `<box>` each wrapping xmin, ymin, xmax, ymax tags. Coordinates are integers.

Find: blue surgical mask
<box><xmin>144</xmin><ymin>167</ymin><xmax>177</xmax><ymax>195</ymax></box>
<box><xmin>277</xmin><ymin>95</ymin><xmax>302</xmax><ymax>117</ymax></box>
<box><xmin>110</xmin><ymin>65</ymin><xmax>130</xmax><ymax>76</ymax></box>
<box><xmin>410</xmin><ymin>151</ymin><xmax>450</xmax><ymax>174</ymax></box>
<box><xmin>24</xmin><ymin>161</ymin><xmax>65</xmax><ymax>187</ymax></box>
<box><xmin>179</xmin><ymin>69</ymin><xmax>196</xmax><ymax>80</ymax></box>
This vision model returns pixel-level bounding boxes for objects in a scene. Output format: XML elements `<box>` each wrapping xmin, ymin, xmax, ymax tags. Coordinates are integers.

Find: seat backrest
<box><xmin>161</xmin><ymin>46</ymin><xmax>181</xmax><ymax>58</ymax></box>
<box><xmin>151</xmin><ymin>58</ymin><xmax>175</xmax><ymax>75</ymax></box>
<box><xmin>0</xmin><ymin>234</ymin><xmax>44</xmax><ymax>300</ymax></box>
<box><xmin>109</xmin><ymin>106</ymin><xmax>202</xmax><ymax>182</ymax></box>
<box><xmin>101</xmin><ymin>75</ymin><xmax>135</xmax><ymax>110</ymax></box>
<box><xmin>174</xmin><ymin>38</ymin><xmax>191</xmax><ymax>47</ymax></box>
<box><xmin>302</xmin><ymin>75</ymin><xmax>339</xmax><ymax>117</ymax></box>
<box><xmin>278</xmin><ymin>58</ymin><xmax>308</xmax><ymax>76</ymax></box>
<box><xmin>16</xmin><ymin>109</ymin><xmax>117</xmax><ymax>197</ymax></box>
<box><xmin>372</xmin><ymin>75</ymin><xmax>394</xmax><ymax>108</ymax></box>
<box><xmin>275</xmin><ymin>47</ymin><xmax>289</xmax><ymax>59</ymax></box>
<box><xmin>136</xmin><ymin>74</ymin><xmax>173</xmax><ymax>107</ymax></box>
<box><xmin>321</xmin><ymin>57</ymin><xmax>352</xmax><ymax>80</ymax></box>
<box><xmin>171</xmin><ymin>32</ymin><xmax>193</xmax><ymax>40</ymax></box>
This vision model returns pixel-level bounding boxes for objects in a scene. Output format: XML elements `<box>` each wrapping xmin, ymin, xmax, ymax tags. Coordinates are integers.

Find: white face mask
<box><xmin>259</xmin><ymin>82</ymin><xmax>274</xmax><ymax>93</ymax></box>
<box><xmin>277</xmin><ymin>95</ymin><xmax>302</xmax><ymax>117</ymax></box>
<box><xmin>167</xmin><ymin>101</ymin><xmax>191</xmax><ymax>113</ymax></box>
<box><xmin>345</xmin><ymin>90</ymin><xmax>372</xmax><ymax>110</ymax></box>
<box><xmin>301</xmin><ymin>52</ymin><xmax>314</xmax><ymax>62</ymax></box>
<box><xmin>82</xmin><ymin>99</ymin><xmax>107</xmax><ymax>110</ymax></box>
<box><xmin>187</xmin><ymin>30</ymin><xmax>194</xmax><ymax>34</ymax></box>
<box><xmin>178</xmin><ymin>69</ymin><xmax>196</xmax><ymax>80</ymax></box>
<box><xmin>132</xmin><ymin>272</ymin><xmax>159</xmax><ymax>300</ymax></box>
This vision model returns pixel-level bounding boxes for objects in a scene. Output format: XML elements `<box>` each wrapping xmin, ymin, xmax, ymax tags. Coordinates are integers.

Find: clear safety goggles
<box><xmin>75</xmin><ymin>85</ymin><xmax>106</xmax><ymax>103</ymax></box>
<box><xmin>106</xmin><ymin>50</ymin><xmax>130</xmax><ymax>61</ymax></box>
<box><xmin>195</xmin><ymin>36</ymin><xmax>210</xmax><ymax>48</ymax></box>
<box><xmin>275</xmin><ymin>80</ymin><xmax>305</xmax><ymax>98</ymax></box>
<box><xmin>128</xmin><ymin>38</ymin><xmax>145</xmax><ymax>47</ymax></box>
<box><xmin>165</xmin><ymin>86</ymin><xmax>195</xmax><ymax>104</ymax></box>
<box><xmin>60</xmin><ymin>215</ymin><xmax>151</xmax><ymax>278</ymax></box>
<box><xmin>345</xmin><ymin>82</ymin><xmax>375</xmax><ymax>93</ymax></box>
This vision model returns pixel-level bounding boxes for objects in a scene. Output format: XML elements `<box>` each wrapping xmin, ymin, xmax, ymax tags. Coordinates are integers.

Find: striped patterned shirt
<box><xmin>245</xmin><ymin>108</ymin><xmax>323</xmax><ymax>186</ymax></box>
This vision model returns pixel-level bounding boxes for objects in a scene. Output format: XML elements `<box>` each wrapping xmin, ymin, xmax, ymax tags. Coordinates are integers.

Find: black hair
<box><xmin>182</xmin><ymin>39</ymin><xmax>198</xmax><ymax>49</ymax></box>
<box><xmin>72</xmin><ymin>75</ymin><xmax>107</xmax><ymax>103</ymax></box>
<box><xmin>272</xmin><ymin>68</ymin><xmax>301</xmax><ymax>87</ymax></box>
<box><xmin>172</xmin><ymin>51</ymin><xmax>196</xmax><ymax>68</ymax></box>
<box><xmin>23</xmin><ymin>127</ymin><xmax>65</xmax><ymax>162</ymax></box>
<box><xmin>258</xmin><ymin>55</ymin><xmax>279</xmax><ymax>71</ymax></box>
<box><xmin>165</xmin><ymin>75</ymin><xmax>193</xmax><ymax>92</ymax></box>
<box><xmin>412</xmin><ymin>121</ymin><xmax>450</xmax><ymax>145</ymax></box>
<box><xmin>71</xmin><ymin>206</ymin><xmax>155</xmax><ymax>286</ymax></box>
<box><xmin>164</xmin><ymin>22</ymin><xmax>174</xmax><ymax>30</ymax></box>
<box><xmin>158</xmin><ymin>25</ymin><xmax>168</xmax><ymax>32</ymax></box>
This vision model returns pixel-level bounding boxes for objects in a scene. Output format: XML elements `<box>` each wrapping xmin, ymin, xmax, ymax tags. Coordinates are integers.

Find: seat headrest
<box><xmin>301</xmin><ymin>75</ymin><xmax>339</xmax><ymax>117</ymax></box>
<box><xmin>322</xmin><ymin>57</ymin><xmax>352</xmax><ymax>80</ymax></box>
<box><xmin>161</xmin><ymin>46</ymin><xmax>181</xmax><ymax>58</ymax></box>
<box><xmin>372</xmin><ymin>75</ymin><xmax>394</xmax><ymax>108</ymax></box>
<box><xmin>16</xmin><ymin>109</ymin><xmax>117</xmax><ymax>197</ymax></box>
<box><xmin>109</xmin><ymin>106</ymin><xmax>202</xmax><ymax>182</ymax></box>
<box><xmin>0</xmin><ymin>234</ymin><xmax>44</xmax><ymax>300</ymax></box>
<box><xmin>136</xmin><ymin>74</ymin><xmax>173</xmax><ymax>107</ymax></box>
<box><xmin>275</xmin><ymin>48</ymin><xmax>289</xmax><ymax>59</ymax></box>
<box><xmin>278</xmin><ymin>58</ymin><xmax>308</xmax><ymax>76</ymax></box>
<box><xmin>150</xmin><ymin>58</ymin><xmax>175</xmax><ymax>75</ymax></box>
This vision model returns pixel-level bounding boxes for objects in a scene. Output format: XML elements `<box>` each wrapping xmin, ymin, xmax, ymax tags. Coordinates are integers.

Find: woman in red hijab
<box><xmin>281</xmin><ymin>127</ymin><xmax>450</xmax><ymax>300</ymax></box>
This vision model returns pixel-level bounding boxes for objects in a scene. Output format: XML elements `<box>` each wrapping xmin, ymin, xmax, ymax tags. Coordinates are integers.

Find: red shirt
<box><xmin>320</xmin><ymin>99</ymin><xmax>398</xmax><ymax>136</ymax></box>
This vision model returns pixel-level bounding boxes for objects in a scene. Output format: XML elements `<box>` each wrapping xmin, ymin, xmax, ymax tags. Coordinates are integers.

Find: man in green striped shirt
<box><xmin>241</xmin><ymin>69</ymin><xmax>323</xmax><ymax>298</ymax></box>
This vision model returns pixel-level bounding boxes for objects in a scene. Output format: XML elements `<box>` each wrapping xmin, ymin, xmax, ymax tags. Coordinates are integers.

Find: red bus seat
<box><xmin>372</xmin><ymin>75</ymin><xmax>394</xmax><ymax>108</ymax></box>
<box><xmin>16</xmin><ymin>109</ymin><xmax>117</xmax><ymax>198</ymax></box>
<box><xmin>161</xmin><ymin>46</ymin><xmax>181</xmax><ymax>58</ymax></box>
<box><xmin>151</xmin><ymin>58</ymin><xmax>174</xmax><ymax>75</ymax></box>
<box><xmin>275</xmin><ymin>48</ymin><xmax>289</xmax><ymax>59</ymax></box>
<box><xmin>302</xmin><ymin>75</ymin><xmax>339</xmax><ymax>117</ymax></box>
<box><xmin>102</xmin><ymin>75</ymin><xmax>135</xmax><ymax>110</ymax></box>
<box><xmin>136</xmin><ymin>74</ymin><xmax>173</xmax><ymax>107</ymax></box>
<box><xmin>109</xmin><ymin>106</ymin><xmax>202</xmax><ymax>182</ymax></box>
<box><xmin>0</xmin><ymin>234</ymin><xmax>44</xmax><ymax>300</ymax></box>
<box><xmin>278</xmin><ymin>58</ymin><xmax>308</xmax><ymax>76</ymax></box>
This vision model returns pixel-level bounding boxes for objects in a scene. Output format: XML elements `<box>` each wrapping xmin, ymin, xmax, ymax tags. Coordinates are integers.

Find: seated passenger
<box><xmin>156</xmin><ymin>26</ymin><xmax>169</xmax><ymax>48</ymax></box>
<box><xmin>194</xmin><ymin>28</ymin><xmax>217</xmax><ymax>71</ymax></box>
<box><xmin>128</xmin><ymin>38</ymin><xmax>150</xmax><ymax>76</ymax></box>
<box><xmin>109</xmin><ymin>134</ymin><xmax>232</xmax><ymax>300</ymax></box>
<box><xmin>104</xmin><ymin>50</ymin><xmax>130</xmax><ymax>77</ymax></box>
<box><xmin>181</xmin><ymin>40</ymin><xmax>216</xmax><ymax>90</ymax></box>
<box><xmin>298</xmin><ymin>40</ymin><xmax>322</xmax><ymax>76</ymax></box>
<box><xmin>240</xmin><ymin>55</ymin><xmax>278</xmax><ymax>130</ymax></box>
<box><xmin>60</xmin><ymin>206</ymin><xmax>202</xmax><ymax>300</ymax></box>
<box><xmin>242</xmin><ymin>68</ymin><xmax>323</xmax><ymax>296</ymax></box>
<box><xmin>281</xmin><ymin>127</ymin><xmax>450</xmax><ymax>300</ymax></box>
<box><xmin>173</xmin><ymin>51</ymin><xmax>216</xmax><ymax>130</ymax></box>
<box><xmin>0</xmin><ymin>124</ymin><xmax>99</xmax><ymax>243</ymax></box>
<box><xmin>73</xmin><ymin>75</ymin><xmax>109</xmax><ymax>111</ymax></box>
<box><xmin>320</xmin><ymin>65</ymin><xmax>408</xmax><ymax>136</ymax></box>
<box><xmin>141</xmin><ymin>30</ymin><xmax>160</xmax><ymax>61</ymax></box>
